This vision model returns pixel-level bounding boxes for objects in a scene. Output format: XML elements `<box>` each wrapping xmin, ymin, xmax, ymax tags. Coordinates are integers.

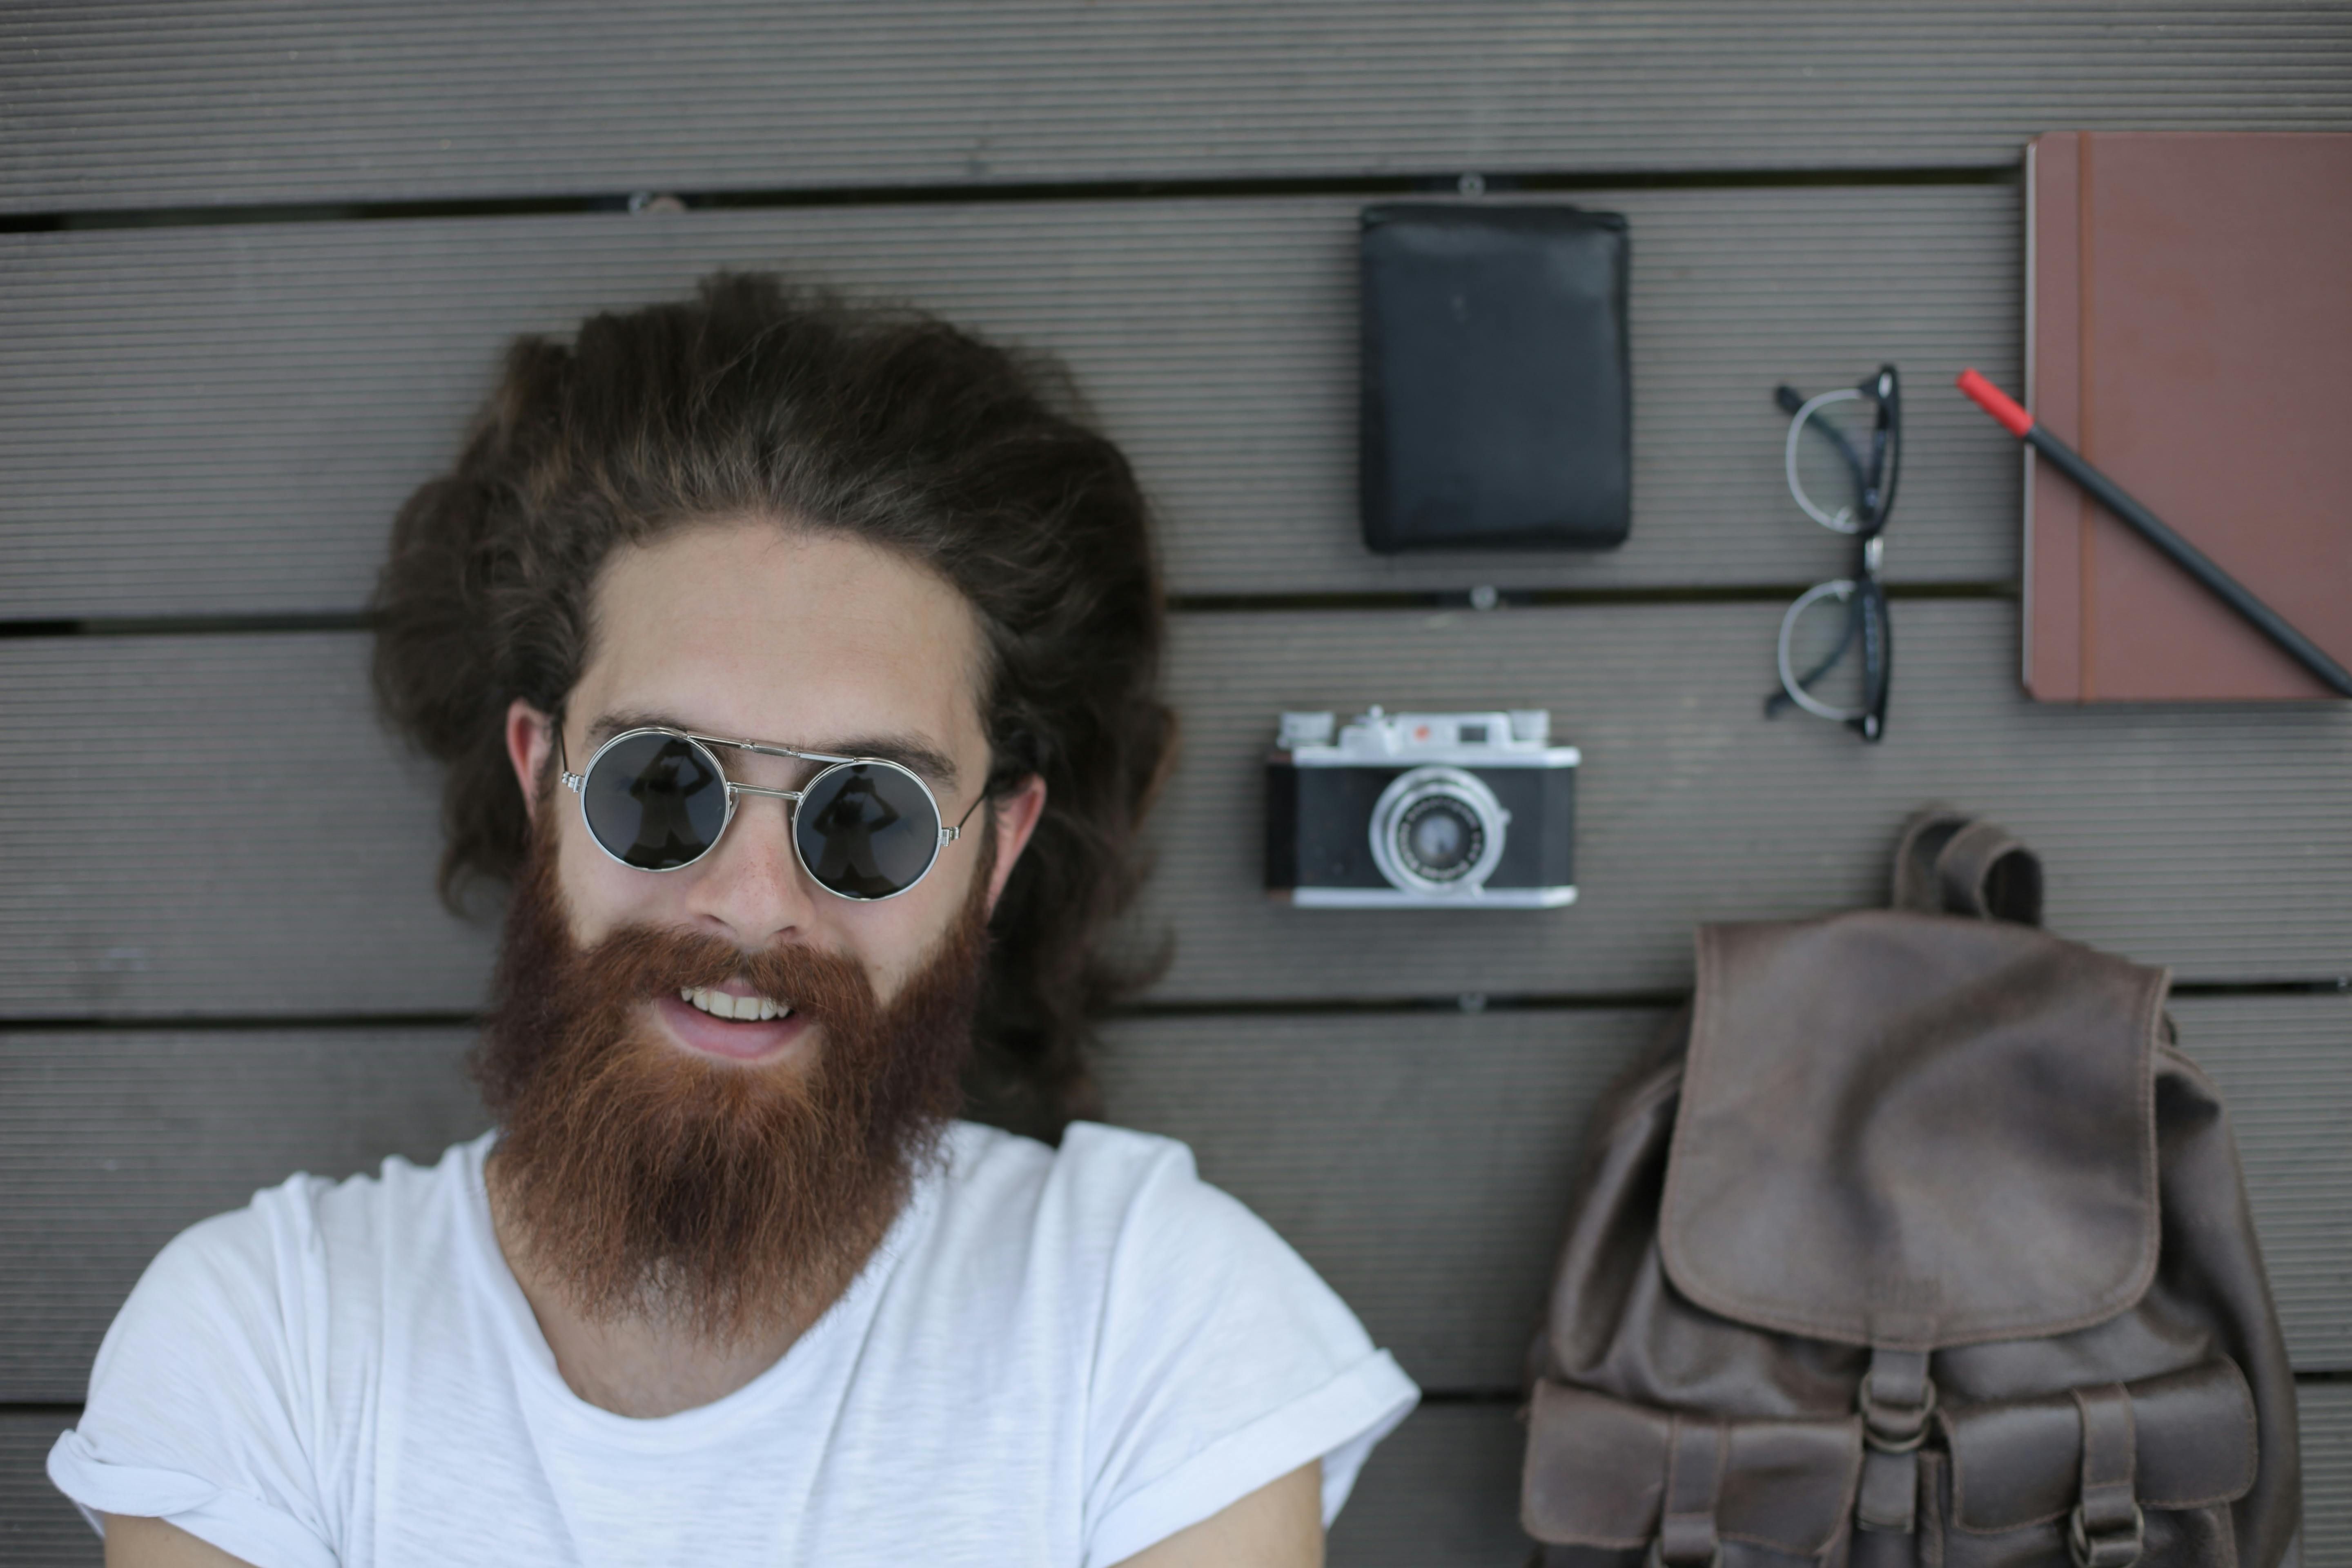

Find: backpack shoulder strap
<box><xmin>1890</xmin><ymin>806</ymin><xmax>2043</xmax><ymax>926</ymax></box>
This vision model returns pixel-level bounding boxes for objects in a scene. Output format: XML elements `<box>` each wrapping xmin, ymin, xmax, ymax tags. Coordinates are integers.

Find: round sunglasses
<box><xmin>559</xmin><ymin>726</ymin><xmax>983</xmax><ymax>901</ymax></box>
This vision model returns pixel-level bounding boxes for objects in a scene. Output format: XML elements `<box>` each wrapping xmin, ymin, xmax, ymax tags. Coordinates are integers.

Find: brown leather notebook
<box><xmin>2025</xmin><ymin>131</ymin><xmax>2352</xmax><ymax>701</ymax></box>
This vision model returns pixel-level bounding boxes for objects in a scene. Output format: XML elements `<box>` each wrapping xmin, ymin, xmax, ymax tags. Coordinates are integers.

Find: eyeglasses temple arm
<box><xmin>928</xmin><ymin>782</ymin><xmax>1002</xmax><ymax>845</ymax></box>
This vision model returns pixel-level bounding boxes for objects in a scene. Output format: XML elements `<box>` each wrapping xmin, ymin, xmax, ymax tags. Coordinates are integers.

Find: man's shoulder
<box><xmin>912</xmin><ymin>1118</ymin><xmax>1410</xmax><ymax>1523</ymax></box>
<box><xmin>942</xmin><ymin>1116</ymin><xmax>1195</xmax><ymax>1179</ymax></box>
<box><xmin>137</xmin><ymin>1132</ymin><xmax>494</xmax><ymax>1316</ymax></box>
<box><xmin>926</xmin><ymin>1118</ymin><xmax>1263</xmax><ymax>1277</ymax></box>
<box><xmin>938</xmin><ymin>1118</ymin><xmax>1206</xmax><ymax>1219</ymax></box>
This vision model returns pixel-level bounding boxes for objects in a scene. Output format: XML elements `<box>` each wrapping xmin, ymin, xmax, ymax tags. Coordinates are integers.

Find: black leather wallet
<box><xmin>1359</xmin><ymin>203</ymin><xmax>1631</xmax><ymax>552</ymax></box>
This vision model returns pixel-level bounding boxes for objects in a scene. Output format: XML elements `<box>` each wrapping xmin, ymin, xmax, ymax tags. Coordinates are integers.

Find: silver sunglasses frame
<box><xmin>560</xmin><ymin>724</ymin><xmax>975</xmax><ymax>901</ymax></box>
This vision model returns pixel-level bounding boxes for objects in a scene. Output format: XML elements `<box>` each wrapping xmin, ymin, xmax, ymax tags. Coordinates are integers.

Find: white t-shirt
<box><xmin>49</xmin><ymin>1121</ymin><xmax>1417</xmax><ymax>1568</ymax></box>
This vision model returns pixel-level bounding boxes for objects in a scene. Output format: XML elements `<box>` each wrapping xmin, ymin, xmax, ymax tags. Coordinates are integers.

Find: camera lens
<box><xmin>1398</xmin><ymin>797</ymin><xmax>1480</xmax><ymax>880</ymax></box>
<box><xmin>1367</xmin><ymin>765</ymin><xmax>1508</xmax><ymax>897</ymax></box>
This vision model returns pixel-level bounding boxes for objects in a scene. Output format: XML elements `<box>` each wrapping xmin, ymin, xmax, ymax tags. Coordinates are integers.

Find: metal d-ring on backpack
<box><xmin>1521</xmin><ymin>810</ymin><xmax>2301</xmax><ymax>1567</ymax></box>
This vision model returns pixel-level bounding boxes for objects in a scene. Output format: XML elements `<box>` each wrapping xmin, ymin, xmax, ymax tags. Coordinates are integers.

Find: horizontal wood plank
<box><xmin>1352</xmin><ymin>1379</ymin><xmax>2352</xmax><ymax>1567</ymax></box>
<box><xmin>4</xmin><ymin>995</ymin><xmax>2341</xmax><ymax>1401</ymax></box>
<box><xmin>2309</xmin><ymin>1379</ymin><xmax>2352</xmax><ymax>1568</ymax></box>
<box><xmin>0</xmin><ymin>1415</ymin><xmax>92</xmax><ymax>1567</ymax></box>
<box><xmin>1146</xmin><ymin>600</ymin><xmax>2352</xmax><ymax>999</ymax></box>
<box><xmin>1100</xmin><ymin>1008</ymin><xmax>1663</xmax><ymax>1397</ymax></box>
<box><xmin>0</xmin><ymin>187</ymin><xmax>2019</xmax><ymax>614</ymax></box>
<box><xmin>1105</xmin><ymin>996</ymin><xmax>2352</xmax><ymax>1387</ymax></box>
<box><xmin>0</xmin><ymin>1029</ymin><xmax>487</xmax><ymax>1401</ymax></box>
<box><xmin>1324</xmin><ymin>1403</ymin><xmax>1528</xmax><ymax>1568</ymax></box>
<box><xmin>9</xmin><ymin>603</ymin><xmax>2348</xmax><ymax>1016</ymax></box>
<box><xmin>6</xmin><ymin>4</ymin><xmax>2349</xmax><ymax>212</ymax></box>
<box><xmin>0</xmin><ymin>1408</ymin><xmax>1528</xmax><ymax>1568</ymax></box>
<box><xmin>0</xmin><ymin>633</ymin><xmax>497</xmax><ymax>1018</ymax></box>
<box><xmin>9</xmin><ymin>1388</ymin><xmax>2348</xmax><ymax>1566</ymax></box>
<box><xmin>2185</xmin><ymin>1005</ymin><xmax>2352</xmax><ymax>1385</ymax></box>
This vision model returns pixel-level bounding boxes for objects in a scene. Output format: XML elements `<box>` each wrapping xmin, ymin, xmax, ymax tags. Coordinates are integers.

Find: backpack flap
<box><xmin>1941</xmin><ymin>1359</ymin><xmax>2259</xmax><ymax>1531</ymax></box>
<box><xmin>1521</xmin><ymin>1379</ymin><xmax>1862</xmax><ymax>1557</ymax></box>
<box><xmin>1658</xmin><ymin>912</ymin><xmax>2169</xmax><ymax>1351</ymax></box>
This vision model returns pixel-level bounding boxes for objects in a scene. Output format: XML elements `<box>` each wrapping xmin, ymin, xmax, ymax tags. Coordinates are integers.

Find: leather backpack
<box><xmin>1520</xmin><ymin>810</ymin><xmax>2301</xmax><ymax>1567</ymax></box>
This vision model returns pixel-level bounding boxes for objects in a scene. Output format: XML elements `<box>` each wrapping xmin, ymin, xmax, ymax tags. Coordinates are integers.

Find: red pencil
<box><xmin>1956</xmin><ymin>369</ymin><xmax>2352</xmax><ymax>698</ymax></box>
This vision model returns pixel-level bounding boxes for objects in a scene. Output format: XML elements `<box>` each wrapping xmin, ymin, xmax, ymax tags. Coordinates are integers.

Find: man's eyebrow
<box><xmin>580</xmin><ymin>710</ymin><xmax>961</xmax><ymax>792</ymax></box>
<box><xmin>815</xmin><ymin>736</ymin><xmax>962</xmax><ymax>792</ymax></box>
<box><xmin>581</xmin><ymin>709</ymin><xmax>682</xmax><ymax>752</ymax></box>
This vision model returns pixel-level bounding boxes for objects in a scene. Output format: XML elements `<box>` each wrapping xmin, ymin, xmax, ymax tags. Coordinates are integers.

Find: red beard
<box><xmin>475</xmin><ymin>815</ymin><xmax>990</xmax><ymax>1344</ymax></box>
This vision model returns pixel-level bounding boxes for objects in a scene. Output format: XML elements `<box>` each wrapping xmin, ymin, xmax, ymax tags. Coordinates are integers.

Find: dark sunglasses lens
<box><xmin>582</xmin><ymin>733</ymin><xmax>729</xmax><ymax>870</ymax></box>
<box><xmin>795</xmin><ymin>763</ymin><xmax>942</xmax><ymax>899</ymax></box>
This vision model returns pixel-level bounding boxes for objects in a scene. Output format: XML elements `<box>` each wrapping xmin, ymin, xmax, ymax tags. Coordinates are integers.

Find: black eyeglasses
<box><xmin>559</xmin><ymin>726</ymin><xmax>985</xmax><ymax>901</ymax></box>
<box><xmin>1763</xmin><ymin>363</ymin><xmax>1901</xmax><ymax>742</ymax></box>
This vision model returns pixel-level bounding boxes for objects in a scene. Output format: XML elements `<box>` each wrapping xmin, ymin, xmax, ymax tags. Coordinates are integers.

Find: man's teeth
<box><xmin>679</xmin><ymin>987</ymin><xmax>791</xmax><ymax>1022</ymax></box>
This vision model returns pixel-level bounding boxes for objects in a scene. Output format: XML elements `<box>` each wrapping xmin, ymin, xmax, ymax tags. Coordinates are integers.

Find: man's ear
<box><xmin>505</xmin><ymin>699</ymin><xmax>557</xmax><ymax>825</ymax></box>
<box><xmin>984</xmin><ymin>774</ymin><xmax>1049</xmax><ymax>916</ymax></box>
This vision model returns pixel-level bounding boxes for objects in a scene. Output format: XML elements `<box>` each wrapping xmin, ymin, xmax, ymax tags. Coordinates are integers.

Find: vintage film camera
<box><xmin>1265</xmin><ymin>707</ymin><xmax>1578</xmax><ymax>909</ymax></box>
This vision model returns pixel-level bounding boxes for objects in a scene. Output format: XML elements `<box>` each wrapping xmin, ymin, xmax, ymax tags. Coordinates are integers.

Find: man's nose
<box><xmin>684</xmin><ymin>789</ymin><xmax>822</xmax><ymax>946</ymax></box>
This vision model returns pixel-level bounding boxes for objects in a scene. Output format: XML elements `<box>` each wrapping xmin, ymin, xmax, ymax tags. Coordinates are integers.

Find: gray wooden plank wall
<box><xmin>5</xmin><ymin>6</ymin><xmax>2351</xmax><ymax>1564</ymax></box>
<box><xmin>0</xmin><ymin>187</ymin><xmax>2028</xmax><ymax>612</ymax></box>
<box><xmin>4</xmin><ymin>607</ymin><xmax>2348</xmax><ymax>1020</ymax></box>
<box><xmin>1</xmin><ymin>1001</ymin><xmax>2346</xmax><ymax>1561</ymax></box>
<box><xmin>11</xmin><ymin>1392</ymin><xmax>2352</xmax><ymax>1567</ymax></box>
<box><xmin>5</xmin><ymin>2</ymin><xmax>2350</xmax><ymax>210</ymax></box>
<box><xmin>7</xmin><ymin>999</ymin><xmax>2344</xmax><ymax>1402</ymax></box>
<box><xmin>32</xmin><ymin>1387</ymin><xmax>2352</xmax><ymax>1568</ymax></box>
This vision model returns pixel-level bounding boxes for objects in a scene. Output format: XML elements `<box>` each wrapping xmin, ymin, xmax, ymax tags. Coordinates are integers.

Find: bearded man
<box><xmin>50</xmin><ymin>276</ymin><xmax>1417</xmax><ymax>1566</ymax></box>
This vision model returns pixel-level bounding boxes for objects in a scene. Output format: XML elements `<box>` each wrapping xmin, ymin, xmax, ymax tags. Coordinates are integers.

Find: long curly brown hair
<box><xmin>370</xmin><ymin>273</ymin><xmax>1174</xmax><ymax>1140</ymax></box>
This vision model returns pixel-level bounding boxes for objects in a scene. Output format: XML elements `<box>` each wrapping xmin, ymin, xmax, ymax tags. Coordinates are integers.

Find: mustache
<box><xmin>565</xmin><ymin>922</ymin><xmax>875</xmax><ymax>1027</ymax></box>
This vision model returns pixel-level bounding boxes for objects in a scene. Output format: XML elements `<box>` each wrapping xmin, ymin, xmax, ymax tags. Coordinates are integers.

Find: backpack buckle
<box><xmin>1643</xmin><ymin>1541</ymin><xmax>1724</xmax><ymax>1568</ymax></box>
<box><xmin>2068</xmin><ymin>1499</ymin><xmax>2145</xmax><ymax>1568</ymax></box>
<box><xmin>1857</xmin><ymin>1371</ymin><xmax>1937</xmax><ymax>1453</ymax></box>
